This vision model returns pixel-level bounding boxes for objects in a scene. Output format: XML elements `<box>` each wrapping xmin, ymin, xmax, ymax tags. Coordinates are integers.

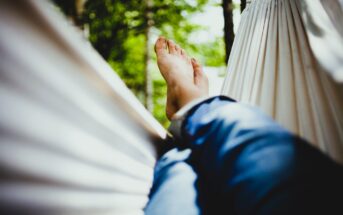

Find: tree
<box><xmin>241</xmin><ymin>0</ymin><xmax>246</xmax><ymax>12</ymax></box>
<box><xmin>222</xmin><ymin>0</ymin><xmax>235</xmax><ymax>63</ymax></box>
<box><xmin>144</xmin><ymin>0</ymin><xmax>154</xmax><ymax>112</ymax></box>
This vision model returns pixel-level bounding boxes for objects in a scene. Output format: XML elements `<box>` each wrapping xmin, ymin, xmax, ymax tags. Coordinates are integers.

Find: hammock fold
<box><xmin>0</xmin><ymin>0</ymin><xmax>165</xmax><ymax>214</ymax></box>
<box><xmin>222</xmin><ymin>0</ymin><xmax>343</xmax><ymax>163</ymax></box>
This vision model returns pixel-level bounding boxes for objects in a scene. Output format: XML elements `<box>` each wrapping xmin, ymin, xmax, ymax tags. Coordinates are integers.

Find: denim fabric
<box><xmin>145</xmin><ymin>96</ymin><xmax>343</xmax><ymax>215</ymax></box>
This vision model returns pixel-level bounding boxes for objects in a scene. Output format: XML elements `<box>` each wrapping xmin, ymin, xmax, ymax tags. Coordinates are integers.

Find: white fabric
<box><xmin>299</xmin><ymin>0</ymin><xmax>343</xmax><ymax>82</ymax></box>
<box><xmin>0</xmin><ymin>0</ymin><xmax>166</xmax><ymax>214</ymax></box>
<box><xmin>222</xmin><ymin>0</ymin><xmax>343</xmax><ymax>163</ymax></box>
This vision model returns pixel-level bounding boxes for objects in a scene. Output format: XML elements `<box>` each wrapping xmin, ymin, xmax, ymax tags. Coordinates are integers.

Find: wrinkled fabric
<box><xmin>145</xmin><ymin>96</ymin><xmax>343</xmax><ymax>215</ymax></box>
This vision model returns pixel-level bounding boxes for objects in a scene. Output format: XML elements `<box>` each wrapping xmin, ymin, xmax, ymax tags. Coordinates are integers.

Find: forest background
<box><xmin>53</xmin><ymin>0</ymin><xmax>246</xmax><ymax>127</ymax></box>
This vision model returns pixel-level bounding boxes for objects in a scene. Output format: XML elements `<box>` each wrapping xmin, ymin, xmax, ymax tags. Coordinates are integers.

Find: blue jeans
<box><xmin>145</xmin><ymin>97</ymin><xmax>343</xmax><ymax>215</ymax></box>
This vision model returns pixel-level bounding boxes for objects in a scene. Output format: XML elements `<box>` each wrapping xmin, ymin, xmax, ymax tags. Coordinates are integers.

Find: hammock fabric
<box><xmin>0</xmin><ymin>1</ymin><xmax>165</xmax><ymax>214</ymax></box>
<box><xmin>0</xmin><ymin>0</ymin><xmax>342</xmax><ymax>214</ymax></box>
<box><xmin>222</xmin><ymin>0</ymin><xmax>343</xmax><ymax>164</ymax></box>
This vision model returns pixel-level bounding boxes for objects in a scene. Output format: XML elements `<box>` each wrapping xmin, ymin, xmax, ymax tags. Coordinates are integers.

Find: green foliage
<box><xmin>109</xmin><ymin>34</ymin><xmax>146</xmax><ymax>95</ymax></box>
<box><xmin>54</xmin><ymin>0</ymin><xmax>225</xmax><ymax>128</ymax></box>
<box><xmin>193</xmin><ymin>37</ymin><xmax>226</xmax><ymax>67</ymax></box>
<box><xmin>153</xmin><ymin>79</ymin><xmax>169</xmax><ymax>128</ymax></box>
<box><xmin>83</xmin><ymin>1</ymin><xmax>143</xmax><ymax>60</ymax></box>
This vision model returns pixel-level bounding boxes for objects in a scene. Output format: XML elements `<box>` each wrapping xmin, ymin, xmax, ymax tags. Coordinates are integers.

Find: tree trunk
<box><xmin>241</xmin><ymin>0</ymin><xmax>246</xmax><ymax>13</ymax></box>
<box><xmin>144</xmin><ymin>0</ymin><xmax>153</xmax><ymax>112</ymax></box>
<box><xmin>222</xmin><ymin>0</ymin><xmax>235</xmax><ymax>63</ymax></box>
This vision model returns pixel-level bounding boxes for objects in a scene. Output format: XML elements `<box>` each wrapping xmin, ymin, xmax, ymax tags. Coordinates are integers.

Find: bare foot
<box><xmin>154</xmin><ymin>36</ymin><xmax>208</xmax><ymax>120</ymax></box>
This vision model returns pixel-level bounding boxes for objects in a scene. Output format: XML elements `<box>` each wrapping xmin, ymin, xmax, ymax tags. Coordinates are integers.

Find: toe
<box><xmin>154</xmin><ymin>37</ymin><xmax>167</xmax><ymax>56</ymax></box>
<box><xmin>167</xmin><ymin>40</ymin><xmax>177</xmax><ymax>54</ymax></box>
<box><xmin>181</xmin><ymin>49</ymin><xmax>190</xmax><ymax>62</ymax></box>
<box><xmin>191</xmin><ymin>58</ymin><xmax>207</xmax><ymax>86</ymax></box>
<box><xmin>175</xmin><ymin>45</ymin><xmax>182</xmax><ymax>55</ymax></box>
<box><xmin>191</xmin><ymin>58</ymin><xmax>202</xmax><ymax>72</ymax></box>
<box><xmin>181</xmin><ymin>49</ymin><xmax>186</xmax><ymax>56</ymax></box>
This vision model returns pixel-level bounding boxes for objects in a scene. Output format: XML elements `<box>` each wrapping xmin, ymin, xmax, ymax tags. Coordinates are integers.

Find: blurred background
<box><xmin>52</xmin><ymin>0</ymin><xmax>245</xmax><ymax>127</ymax></box>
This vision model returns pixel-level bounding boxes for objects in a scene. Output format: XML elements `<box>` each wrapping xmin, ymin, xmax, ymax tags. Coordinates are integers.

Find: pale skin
<box><xmin>154</xmin><ymin>37</ymin><xmax>209</xmax><ymax>120</ymax></box>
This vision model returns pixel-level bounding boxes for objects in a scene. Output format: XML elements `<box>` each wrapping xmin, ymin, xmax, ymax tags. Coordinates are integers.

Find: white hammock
<box><xmin>1</xmin><ymin>0</ymin><xmax>342</xmax><ymax>214</ymax></box>
<box><xmin>0</xmin><ymin>0</ymin><xmax>165</xmax><ymax>214</ymax></box>
<box><xmin>222</xmin><ymin>0</ymin><xmax>343</xmax><ymax>163</ymax></box>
